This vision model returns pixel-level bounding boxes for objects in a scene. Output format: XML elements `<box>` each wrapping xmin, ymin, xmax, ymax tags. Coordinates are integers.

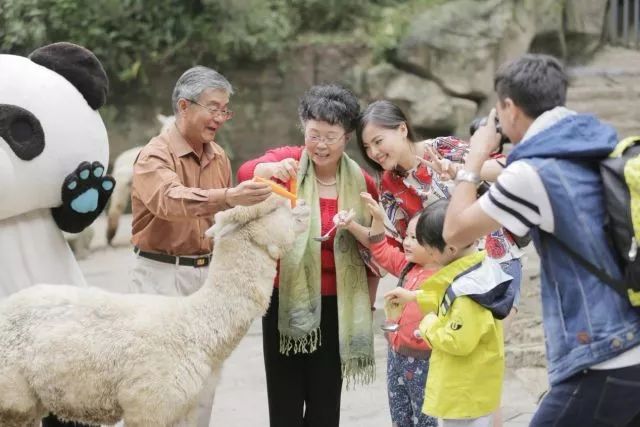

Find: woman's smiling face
<box><xmin>360</xmin><ymin>122</ymin><xmax>408</xmax><ymax>171</ymax></box>
<box><xmin>303</xmin><ymin>119</ymin><xmax>347</xmax><ymax>167</ymax></box>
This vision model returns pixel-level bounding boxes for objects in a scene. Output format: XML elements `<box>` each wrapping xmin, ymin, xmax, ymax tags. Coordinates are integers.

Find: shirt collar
<box><xmin>521</xmin><ymin>106</ymin><xmax>577</xmax><ymax>144</ymax></box>
<box><xmin>167</xmin><ymin>123</ymin><xmax>221</xmax><ymax>160</ymax></box>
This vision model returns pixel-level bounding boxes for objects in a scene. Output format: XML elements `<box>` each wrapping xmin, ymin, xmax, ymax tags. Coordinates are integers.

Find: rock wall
<box><xmin>104</xmin><ymin>0</ymin><xmax>612</xmax><ymax>172</ymax></box>
<box><xmin>358</xmin><ymin>0</ymin><xmax>610</xmax><ymax>139</ymax></box>
<box><xmin>104</xmin><ymin>42</ymin><xmax>372</xmax><ymax>173</ymax></box>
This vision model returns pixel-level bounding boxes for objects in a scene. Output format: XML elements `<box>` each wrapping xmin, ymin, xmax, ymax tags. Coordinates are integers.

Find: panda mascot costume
<box><xmin>0</xmin><ymin>43</ymin><xmax>114</xmax><ymax>426</ymax></box>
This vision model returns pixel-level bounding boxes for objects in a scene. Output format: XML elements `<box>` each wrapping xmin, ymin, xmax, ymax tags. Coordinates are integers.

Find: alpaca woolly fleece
<box><xmin>0</xmin><ymin>195</ymin><xmax>309</xmax><ymax>426</ymax></box>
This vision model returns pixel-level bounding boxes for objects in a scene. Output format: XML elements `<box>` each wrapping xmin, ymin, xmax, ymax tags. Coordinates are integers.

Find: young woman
<box><xmin>356</xmin><ymin>100</ymin><xmax>522</xmax><ymax>303</ymax></box>
<box><xmin>237</xmin><ymin>84</ymin><xmax>379</xmax><ymax>427</ymax></box>
<box><xmin>356</xmin><ymin>100</ymin><xmax>523</xmax><ymax>427</ymax></box>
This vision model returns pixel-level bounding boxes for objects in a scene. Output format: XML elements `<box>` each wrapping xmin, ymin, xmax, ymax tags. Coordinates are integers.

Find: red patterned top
<box><xmin>379</xmin><ymin>137</ymin><xmax>521</xmax><ymax>262</ymax></box>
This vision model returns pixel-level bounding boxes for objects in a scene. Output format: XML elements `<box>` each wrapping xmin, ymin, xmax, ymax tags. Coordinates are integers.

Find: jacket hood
<box><xmin>508</xmin><ymin>113</ymin><xmax>618</xmax><ymax>165</ymax></box>
<box><xmin>450</xmin><ymin>259</ymin><xmax>514</xmax><ymax>319</ymax></box>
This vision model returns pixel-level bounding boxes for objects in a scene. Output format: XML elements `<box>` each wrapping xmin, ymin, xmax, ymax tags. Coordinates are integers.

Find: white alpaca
<box><xmin>106</xmin><ymin>114</ymin><xmax>175</xmax><ymax>244</ymax></box>
<box><xmin>0</xmin><ymin>195</ymin><xmax>308</xmax><ymax>427</ymax></box>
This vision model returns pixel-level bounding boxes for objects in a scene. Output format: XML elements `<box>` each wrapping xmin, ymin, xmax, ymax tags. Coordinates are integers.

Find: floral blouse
<box><xmin>378</xmin><ymin>136</ymin><xmax>522</xmax><ymax>263</ymax></box>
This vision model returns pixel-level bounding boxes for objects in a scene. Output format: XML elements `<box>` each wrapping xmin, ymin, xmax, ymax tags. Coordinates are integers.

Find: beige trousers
<box><xmin>129</xmin><ymin>255</ymin><xmax>214</xmax><ymax>427</ymax></box>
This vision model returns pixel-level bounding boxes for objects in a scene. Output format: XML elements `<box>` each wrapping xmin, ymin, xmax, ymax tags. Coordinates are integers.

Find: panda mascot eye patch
<box><xmin>0</xmin><ymin>104</ymin><xmax>45</xmax><ymax>160</ymax></box>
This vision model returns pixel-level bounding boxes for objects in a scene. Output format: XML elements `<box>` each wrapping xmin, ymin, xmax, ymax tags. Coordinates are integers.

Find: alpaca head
<box><xmin>207</xmin><ymin>195</ymin><xmax>309</xmax><ymax>259</ymax></box>
<box><xmin>156</xmin><ymin>113</ymin><xmax>175</xmax><ymax>133</ymax></box>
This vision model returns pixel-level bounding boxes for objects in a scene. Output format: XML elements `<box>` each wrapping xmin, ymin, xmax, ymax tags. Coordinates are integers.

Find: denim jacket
<box><xmin>508</xmin><ymin>113</ymin><xmax>640</xmax><ymax>385</ymax></box>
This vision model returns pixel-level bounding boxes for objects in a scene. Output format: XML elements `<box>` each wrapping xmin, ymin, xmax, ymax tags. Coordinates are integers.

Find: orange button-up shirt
<box><xmin>131</xmin><ymin>125</ymin><xmax>231</xmax><ymax>256</ymax></box>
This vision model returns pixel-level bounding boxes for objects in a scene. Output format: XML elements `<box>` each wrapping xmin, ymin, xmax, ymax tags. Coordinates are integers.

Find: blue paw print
<box><xmin>62</xmin><ymin>161</ymin><xmax>115</xmax><ymax>214</ymax></box>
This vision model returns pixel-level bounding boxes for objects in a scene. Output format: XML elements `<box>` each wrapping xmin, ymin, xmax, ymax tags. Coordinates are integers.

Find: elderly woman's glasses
<box><xmin>188</xmin><ymin>99</ymin><xmax>233</xmax><ymax>120</ymax></box>
<box><xmin>305</xmin><ymin>132</ymin><xmax>345</xmax><ymax>145</ymax></box>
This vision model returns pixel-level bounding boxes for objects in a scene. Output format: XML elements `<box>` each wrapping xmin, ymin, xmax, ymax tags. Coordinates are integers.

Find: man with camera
<box><xmin>443</xmin><ymin>54</ymin><xmax>640</xmax><ymax>425</ymax></box>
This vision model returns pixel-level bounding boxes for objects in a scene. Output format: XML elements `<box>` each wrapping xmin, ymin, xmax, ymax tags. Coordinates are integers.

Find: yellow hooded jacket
<box><xmin>416</xmin><ymin>251</ymin><xmax>514</xmax><ymax>419</ymax></box>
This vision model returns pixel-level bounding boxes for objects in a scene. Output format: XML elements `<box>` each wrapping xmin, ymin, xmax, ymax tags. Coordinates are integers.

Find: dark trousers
<box><xmin>41</xmin><ymin>414</ymin><xmax>96</xmax><ymax>427</ymax></box>
<box><xmin>530</xmin><ymin>363</ymin><xmax>640</xmax><ymax>427</ymax></box>
<box><xmin>263</xmin><ymin>290</ymin><xmax>343</xmax><ymax>427</ymax></box>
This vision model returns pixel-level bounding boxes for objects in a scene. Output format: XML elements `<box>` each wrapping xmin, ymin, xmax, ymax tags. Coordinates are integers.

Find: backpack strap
<box><xmin>541</xmin><ymin>230</ymin><xmax>628</xmax><ymax>299</ymax></box>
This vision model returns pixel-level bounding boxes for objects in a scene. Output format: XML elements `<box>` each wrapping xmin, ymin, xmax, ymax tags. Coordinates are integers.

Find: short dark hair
<box><xmin>416</xmin><ymin>200</ymin><xmax>448</xmax><ymax>252</ymax></box>
<box><xmin>355</xmin><ymin>100</ymin><xmax>418</xmax><ymax>172</ymax></box>
<box><xmin>494</xmin><ymin>54</ymin><xmax>568</xmax><ymax>119</ymax></box>
<box><xmin>298</xmin><ymin>84</ymin><xmax>360</xmax><ymax>133</ymax></box>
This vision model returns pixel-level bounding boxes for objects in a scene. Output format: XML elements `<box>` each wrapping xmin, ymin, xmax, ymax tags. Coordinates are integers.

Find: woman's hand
<box><xmin>360</xmin><ymin>192</ymin><xmax>385</xmax><ymax>222</ymax></box>
<box><xmin>417</xmin><ymin>146</ymin><xmax>461</xmax><ymax>181</ymax></box>
<box><xmin>384</xmin><ymin>287</ymin><xmax>417</xmax><ymax>305</ymax></box>
<box><xmin>254</xmin><ymin>158</ymin><xmax>299</xmax><ymax>181</ymax></box>
<box><xmin>333</xmin><ymin>209</ymin><xmax>356</xmax><ymax>229</ymax></box>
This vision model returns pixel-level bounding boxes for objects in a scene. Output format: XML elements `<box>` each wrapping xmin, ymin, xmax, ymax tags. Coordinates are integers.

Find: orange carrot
<box><xmin>254</xmin><ymin>176</ymin><xmax>297</xmax><ymax>203</ymax></box>
<box><xmin>289</xmin><ymin>179</ymin><xmax>297</xmax><ymax>207</ymax></box>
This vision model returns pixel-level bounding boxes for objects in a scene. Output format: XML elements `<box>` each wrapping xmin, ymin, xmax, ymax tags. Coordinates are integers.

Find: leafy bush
<box><xmin>1</xmin><ymin>0</ymin><xmax>295</xmax><ymax>91</ymax></box>
<box><xmin>0</xmin><ymin>0</ymin><xmax>440</xmax><ymax>95</ymax></box>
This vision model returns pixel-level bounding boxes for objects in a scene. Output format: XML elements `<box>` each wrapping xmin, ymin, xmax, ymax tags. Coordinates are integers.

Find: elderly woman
<box><xmin>237</xmin><ymin>84</ymin><xmax>379</xmax><ymax>427</ymax></box>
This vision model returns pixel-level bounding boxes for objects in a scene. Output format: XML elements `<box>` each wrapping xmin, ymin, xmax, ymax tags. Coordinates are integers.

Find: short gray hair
<box><xmin>171</xmin><ymin>66</ymin><xmax>234</xmax><ymax>114</ymax></box>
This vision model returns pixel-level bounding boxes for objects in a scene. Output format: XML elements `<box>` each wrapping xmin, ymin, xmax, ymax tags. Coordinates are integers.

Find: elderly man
<box><xmin>129</xmin><ymin>66</ymin><xmax>272</xmax><ymax>426</ymax></box>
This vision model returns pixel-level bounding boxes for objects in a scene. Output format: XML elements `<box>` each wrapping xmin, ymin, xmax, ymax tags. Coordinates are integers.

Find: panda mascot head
<box><xmin>0</xmin><ymin>42</ymin><xmax>114</xmax><ymax>232</ymax></box>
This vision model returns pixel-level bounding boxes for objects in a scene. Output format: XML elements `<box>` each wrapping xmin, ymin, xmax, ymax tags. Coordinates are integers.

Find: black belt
<box><xmin>134</xmin><ymin>247</ymin><xmax>211</xmax><ymax>268</ymax></box>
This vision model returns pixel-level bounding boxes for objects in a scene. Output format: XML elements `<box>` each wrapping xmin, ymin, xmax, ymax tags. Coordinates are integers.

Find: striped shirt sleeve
<box><xmin>478</xmin><ymin>160</ymin><xmax>554</xmax><ymax>236</ymax></box>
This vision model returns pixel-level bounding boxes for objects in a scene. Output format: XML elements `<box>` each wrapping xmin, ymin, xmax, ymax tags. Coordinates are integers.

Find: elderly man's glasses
<box><xmin>305</xmin><ymin>132</ymin><xmax>345</xmax><ymax>145</ymax></box>
<box><xmin>188</xmin><ymin>99</ymin><xmax>233</xmax><ymax>120</ymax></box>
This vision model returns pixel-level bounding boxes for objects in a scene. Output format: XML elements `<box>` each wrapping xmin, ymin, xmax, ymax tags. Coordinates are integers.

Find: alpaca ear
<box><xmin>266</xmin><ymin>244</ymin><xmax>281</xmax><ymax>259</ymax></box>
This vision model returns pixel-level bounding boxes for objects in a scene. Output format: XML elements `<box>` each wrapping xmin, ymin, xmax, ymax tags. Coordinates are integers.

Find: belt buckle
<box><xmin>195</xmin><ymin>257</ymin><xmax>207</xmax><ymax>267</ymax></box>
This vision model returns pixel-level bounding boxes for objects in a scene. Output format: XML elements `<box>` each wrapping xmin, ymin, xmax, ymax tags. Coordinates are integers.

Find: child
<box><xmin>385</xmin><ymin>200</ymin><xmax>514</xmax><ymax>427</ymax></box>
<box><xmin>340</xmin><ymin>192</ymin><xmax>438</xmax><ymax>427</ymax></box>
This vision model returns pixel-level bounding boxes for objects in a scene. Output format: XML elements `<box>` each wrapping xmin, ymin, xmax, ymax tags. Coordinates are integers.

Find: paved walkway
<box><xmin>79</xmin><ymin>215</ymin><xmax>541</xmax><ymax>426</ymax></box>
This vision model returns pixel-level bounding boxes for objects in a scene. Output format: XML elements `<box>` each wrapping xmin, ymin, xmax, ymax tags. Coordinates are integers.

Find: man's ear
<box><xmin>502</xmin><ymin>98</ymin><xmax>519</xmax><ymax>124</ymax></box>
<box><xmin>177</xmin><ymin>98</ymin><xmax>190</xmax><ymax>115</ymax></box>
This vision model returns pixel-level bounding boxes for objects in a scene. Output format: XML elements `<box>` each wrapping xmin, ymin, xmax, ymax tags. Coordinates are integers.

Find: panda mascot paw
<box><xmin>0</xmin><ymin>42</ymin><xmax>114</xmax><ymax>230</ymax></box>
<box><xmin>52</xmin><ymin>160</ymin><xmax>116</xmax><ymax>233</ymax></box>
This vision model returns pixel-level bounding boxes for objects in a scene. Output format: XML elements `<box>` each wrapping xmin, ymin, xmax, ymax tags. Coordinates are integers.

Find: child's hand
<box><xmin>418</xmin><ymin>312</ymin><xmax>438</xmax><ymax>339</ymax></box>
<box><xmin>384</xmin><ymin>299</ymin><xmax>403</xmax><ymax>322</ymax></box>
<box><xmin>360</xmin><ymin>192</ymin><xmax>385</xmax><ymax>222</ymax></box>
<box><xmin>384</xmin><ymin>287</ymin><xmax>417</xmax><ymax>305</ymax></box>
<box><xmin>333</xmin><ymin>208</ymin><xmax>355</xmax><ymax>229</ymax></box>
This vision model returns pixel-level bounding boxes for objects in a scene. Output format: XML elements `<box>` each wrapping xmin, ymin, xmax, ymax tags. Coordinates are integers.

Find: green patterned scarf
<box><xmin>278</xmin><ymin>149</ymin><xmax>375</xmax><ymax>386</ymax></box>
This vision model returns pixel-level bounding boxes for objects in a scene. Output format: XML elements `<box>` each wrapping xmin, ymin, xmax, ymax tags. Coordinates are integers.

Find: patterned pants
<box><xmin>387</xmin><ymin>347</ymin><xmax>438</xmax><ymax>427</ymax></box>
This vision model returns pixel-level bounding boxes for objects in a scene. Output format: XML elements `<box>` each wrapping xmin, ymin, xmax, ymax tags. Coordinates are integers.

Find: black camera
<box><xmin>469</xmin><ymin>116</ymin><xmax>510</xmax><ymax>154</ymax></box>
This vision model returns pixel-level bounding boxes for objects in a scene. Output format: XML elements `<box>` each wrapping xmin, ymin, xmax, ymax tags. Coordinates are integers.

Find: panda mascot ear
<box><xmin>29</xmin><ymin>42</ymin><xmax>109</xmax><ymax>110</ymax></box>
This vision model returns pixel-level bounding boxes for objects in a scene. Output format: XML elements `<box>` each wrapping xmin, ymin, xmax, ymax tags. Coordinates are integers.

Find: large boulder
<box><xmin>363</xmin><ymin>62</ymin><xmax>403</xmax><ymax>100</ymax></box>
<box><xmin>383</xmin><ymin>71</ymin><xmax>477</xmax><ymax>136</ymax></box>
<box><xmin>394</xmin><ymin>0</ymin><xmax>565</xmax><ymax>99</ymax></box>
<box><xmin>564</xmin><ymin>0</ymin><xmax>608</xmax><ymax>60</ymax></box>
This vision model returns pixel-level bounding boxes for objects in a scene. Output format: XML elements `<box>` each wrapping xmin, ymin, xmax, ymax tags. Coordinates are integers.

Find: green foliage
<box><xmin>0</xmin><ymin>0</ymin><xmax>442</xmax><ymax>93</ymax></box>
<box><xmin>364</xmin><ymin>0</ymin><xmax>448</xmax><ymax>62</ymax></box>
<box><xmin>0</xmin><ymin>0</ymin><xmax>296</xmax><ymax>91</ymax></box>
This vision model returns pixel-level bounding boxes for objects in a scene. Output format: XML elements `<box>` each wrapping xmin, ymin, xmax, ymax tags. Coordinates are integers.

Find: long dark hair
<box><xmin>356</xmin><ymin>100</ymin><xmax>417</xmax><ymax>171</ymax></box>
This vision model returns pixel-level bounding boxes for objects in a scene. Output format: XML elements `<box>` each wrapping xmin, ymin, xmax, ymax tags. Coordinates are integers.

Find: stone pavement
<box><xmin>79</xmin><ymin>214</ymin><xmax>542</xmax><ymax>426</ymax></box>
